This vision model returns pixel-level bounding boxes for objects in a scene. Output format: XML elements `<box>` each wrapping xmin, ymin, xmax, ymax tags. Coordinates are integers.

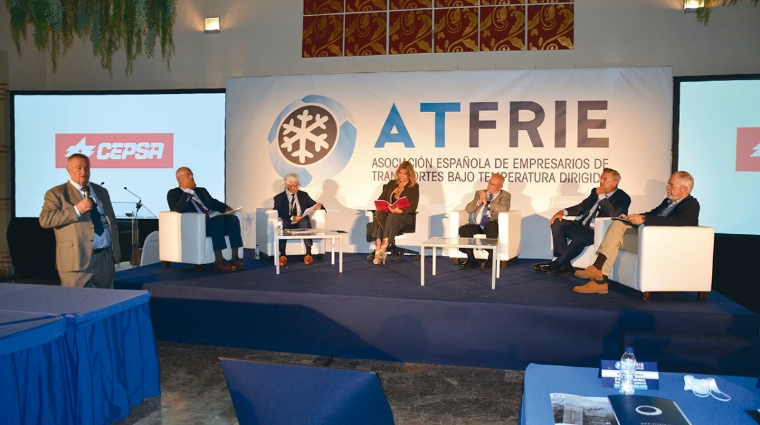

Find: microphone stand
<box><xmin>124</xmin><ymin>187</ymin><xmax>143</xmax><ymax>267</ymax></box>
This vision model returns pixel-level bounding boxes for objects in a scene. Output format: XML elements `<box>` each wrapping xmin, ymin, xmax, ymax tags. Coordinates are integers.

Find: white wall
<box><xmin>1</xmin><ymin>0</ymin><xmax>759</xmax><ymax>90</ymax></box>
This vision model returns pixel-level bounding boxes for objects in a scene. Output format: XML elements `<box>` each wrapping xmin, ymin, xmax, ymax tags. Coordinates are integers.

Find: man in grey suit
<box><xmin>40</xmin><ymin>153</ymin><xmax>121</xmax><ymax>288</ymax></box>
<box><xmin>458</xmin><ymin>173</ymin><xmax>511</xmax><ymax>269</ymax></box>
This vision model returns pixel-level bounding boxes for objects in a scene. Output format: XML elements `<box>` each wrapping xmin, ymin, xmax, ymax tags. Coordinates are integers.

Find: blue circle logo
<box><xmin>268</xmin><ymin>95</ymin><xmax>356</xmax><ymax>186</ymax></box>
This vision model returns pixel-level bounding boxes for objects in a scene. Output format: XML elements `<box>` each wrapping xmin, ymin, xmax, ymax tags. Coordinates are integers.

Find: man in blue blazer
<box><xmin>535</xmin><ymin>168</ymin><xmax>631</xmax><ymax>275</ymax></box>
<box><xmin>573</xmin><ymin>171</ymin><xmax>700</xmax><ymax>294</ymax></box>
<box><xmin>273</xmin><ymin>173</ymin><xmax>324</xmax><ymax>267</ymax></box>
<box><xmin>167</xmin><ymin>167</ymin><xmax>243</xmax><ymax>272</ymax></box>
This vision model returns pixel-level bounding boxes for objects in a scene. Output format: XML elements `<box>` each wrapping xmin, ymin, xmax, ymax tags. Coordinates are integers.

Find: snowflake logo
<box><xmin>65</xmin><ymin>137</ymin><xmax>95</xmax><ymax>157</ymax></box>
<box><xmin>278</xmin><ymin>105</ymin><xmax>338</xmax><ymax>166</ymax></box>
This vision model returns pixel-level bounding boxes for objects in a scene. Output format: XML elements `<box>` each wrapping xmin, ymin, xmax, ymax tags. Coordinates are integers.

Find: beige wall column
<box><xmin>0</xmin><ymin>50</ymin><xmax>11</xmax><ymax>276</ymax></box>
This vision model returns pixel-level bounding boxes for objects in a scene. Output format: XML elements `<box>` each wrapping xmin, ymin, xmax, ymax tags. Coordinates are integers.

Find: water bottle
<box><xmin>619</xmin><ymin>347</ymin><xmax>636</xmax><ymax>395</ymax></box>
<box><xmin>254</xmin><ymin>244</ymin><xmax>260</xmax><ymax>260</ymax></box>
<box><xmin>276</xmin><ymin>218</ymin><xmax>283</xmax><ymax>235</ymax></box>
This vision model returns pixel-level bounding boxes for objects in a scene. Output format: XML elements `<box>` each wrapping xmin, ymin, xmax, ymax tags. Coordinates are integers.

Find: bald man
<box><xmin>167</xmin><ymin>167</ymin><xmax>244</xmax><ymax>272</ymax></box>
<box><xmin>458</xmin><ymin>174</ymin><xmax>511</xmax><ymax>269</ymax></box>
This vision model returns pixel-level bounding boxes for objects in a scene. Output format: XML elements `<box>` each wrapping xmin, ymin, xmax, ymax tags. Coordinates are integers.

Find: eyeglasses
<box><xmin>666</xmin><ymin>183</ymin><xmax>683</xmax><ymax>189</ymax></box>
<box><xmin>286</xmin><ymin>182</ymin><xmax>300</xmax><ymax>189</ymax></box>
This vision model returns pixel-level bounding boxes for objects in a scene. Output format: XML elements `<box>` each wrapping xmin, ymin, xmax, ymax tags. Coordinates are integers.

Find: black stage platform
<box><xmin>114</xmin><ymin>252</ymin><xmax>760</xmax><ymax>376</ymax></box>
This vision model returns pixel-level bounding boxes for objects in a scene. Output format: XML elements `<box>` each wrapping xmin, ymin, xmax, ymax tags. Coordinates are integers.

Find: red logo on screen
<box><xmin>736</xmin><ymin>128</ymin><xmax>760</xmax><ymax>172</ymax></box>
<box><xmin>55</xmin><ymin>134</ymin><xmax>174</xmax><ymax>168</ymax></box>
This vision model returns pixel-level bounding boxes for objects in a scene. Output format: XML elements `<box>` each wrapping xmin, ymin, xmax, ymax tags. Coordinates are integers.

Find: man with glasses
<box><xmin>458</xmin><ymin>173</ymin><xmax>511</xmax><ymax>269</ymax></box>
<box><xmin>572</xmin><ymin>171</ymin><xmax>700</xmax><ymax>294</ymax></box>
<box><xmin>168</xmin><ymin>167</ymin><xmax>244</xmax><ymax>272</ymax></box>
<box><xmin>273</xmin><ymin>173</ymin><xmax>324</xmax><ymax>267</ymax></box>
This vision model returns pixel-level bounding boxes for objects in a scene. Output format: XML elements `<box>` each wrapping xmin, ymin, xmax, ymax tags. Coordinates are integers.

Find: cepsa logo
<box><xmin>55</xmin><ymin>133</ymin><xmax>174</xmax><ymax>168</ymax></box>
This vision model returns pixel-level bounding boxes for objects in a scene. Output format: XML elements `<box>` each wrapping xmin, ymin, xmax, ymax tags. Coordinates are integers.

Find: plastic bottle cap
<box><xmin>625</xmin><ymin>347</ymin><xmax>634</xmax><ymax>353</ymax></box>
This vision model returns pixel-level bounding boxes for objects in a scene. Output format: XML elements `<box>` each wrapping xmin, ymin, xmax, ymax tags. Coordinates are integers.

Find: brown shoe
<box><xmin>213</xmin><ymin>261</ymin><xmax>237</xmax><ymax>272</ymax></box>
<box><xmin>303</xmin><ymin>254</ymin><xmax>314</xmax><ymax>265</ymax></box>
<box><xmin>279</xmin><ymin>256</ymin><xmax>288</xmax><ymax>267</ymax></box>
<box><xmin>573</xmin><ymin>280</ymin><xmax>609</xmax><ymax>294</ymax></box>
<box><xmin>574</xmin><ymin>265</ymin><xmax>603</xmax><ymax>280</ymax></box>
<box><xmin>231</xmin><ymin>259</ymin><xmax>245</xmax><ymax>270</ymax></box>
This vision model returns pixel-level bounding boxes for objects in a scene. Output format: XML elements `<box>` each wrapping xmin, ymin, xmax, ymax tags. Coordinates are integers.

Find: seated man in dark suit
<box><xmin>167</xmin><ymin>167</ymin><xmax>244</xmax><ymax>272</ymax></box>
<box><xmin>273</xmin><ymin>173</ymin><xmax>324</xmax><ymax>267</ymax></box>
<box><xmin>534</xmin><ymin>168</ymin><xmax>631</xmax><ymax>275</ymax></box>
<box><xmin>573</xmin><ymin>171</ymin><xmax>700</xmax><ymax>294</ymax></box>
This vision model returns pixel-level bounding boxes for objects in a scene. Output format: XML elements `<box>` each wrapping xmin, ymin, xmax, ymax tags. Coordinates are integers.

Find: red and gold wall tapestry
<box><xmin>303</xmin><ymin>0</ymin><xmax>573</xmax><ymax>57</ymax></box>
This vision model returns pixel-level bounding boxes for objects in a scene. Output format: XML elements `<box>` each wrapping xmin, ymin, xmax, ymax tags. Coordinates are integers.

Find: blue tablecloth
<box><xmin>520</xmin><ymin>363</ymin><xmax>760</xmax><ymax>425</ymax></box>
<box><xmin>0</xmin><ymin>283</ymin><xmax>161</xmax><ymax>425</ymax></box>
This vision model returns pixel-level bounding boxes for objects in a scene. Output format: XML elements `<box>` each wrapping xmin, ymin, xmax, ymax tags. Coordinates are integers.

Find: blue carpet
<box><xmin>115</xmin><ymin>251</ymin><xmax>760</xmax><ymax>374</ymax></box>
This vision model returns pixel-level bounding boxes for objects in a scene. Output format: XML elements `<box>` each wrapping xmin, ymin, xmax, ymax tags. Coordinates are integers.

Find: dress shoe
<box><xmin>460</xmin><ymin>258</ymin><xmax>478</xmax><ymax>269</ymax></box>
<box><xmin>574</xmin><ymin>265</ymin><xmax>603</xmax><ymax>280</ymax></box>
<box><xmin>532</xmin><ymin>262</ymin><xmax>551</xmax><ymax>272</ymax></box>
<box><xmin>303</xmin><ymin>254</ymin><xmax>314</xmax><ymax>265</ymax></box>
<box><xmin>559</xmin><ymin>264</ymin><xmax>576</xmax><ymax>274</ymax></box>
<box><xmin>573</xmin><ymin>280</ymin><xmax>609</xmax><ymax>294</ymax></box>
<box><xmin>231</xmin><ymin>259</ymin><xmax>245</xmax><ymax>269</ymax></box>
<box><xmin>279</xmin><ymin>256</ymin><xmax>288</xmax><ymax>267</ymax></box>
<box><xmin>213</xmin><ymin>261</ymin><xmax>237</xmax><ymax>272</ymax></box>
<box><xmin>481</xmin><ymin>259</ymin><xmax>493</xmax><ymax>269</ymax></box>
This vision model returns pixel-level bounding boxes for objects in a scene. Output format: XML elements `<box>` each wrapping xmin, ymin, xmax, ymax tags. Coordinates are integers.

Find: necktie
<box><xmin>480</xmin><ymin>193</ymin><xmax>494</xmax><ymax>227</ymax></box>
<box><xmin>191</xmin><ymin>197</ymin><xmax>210</xmax><ymax>219</ymax></box>
<box><xmin>290</xmin><ymin>194</ymin><xmax>297</xmax><ymax>216</ymax></box>
<box><xmin>659</xmin><ymin>199</ymin><xmax>677</xmax><ymax>217</ymax></box>
<box><xmin>84</xmin><ymin>187</ymin><xmax>104</xmax><ymax>236</ymax></box>
<box><xmin>582</xmin><ymin>202</ymin><xmax>600</xmax><ymax>227</ymax></box>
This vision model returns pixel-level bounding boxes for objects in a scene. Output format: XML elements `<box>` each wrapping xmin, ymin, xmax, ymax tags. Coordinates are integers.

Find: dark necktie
<box><xmin>83</xmin><ymin>186</ymin><xmax>104</xmax><ymax>236</ymax></box>
<box><xmin>191</xmin><ymin>197</ymin><xmax>210</xmax><ymax>219</ymax></box>
<box><xmin>480</xmin><ymin>193</ymin><xmax>494</xmax><ymax>227</ymax></box>
<box><xmin>290</xmin><ymin>194</ymin><xmax>297</xmax><ymax>216</ymax></box>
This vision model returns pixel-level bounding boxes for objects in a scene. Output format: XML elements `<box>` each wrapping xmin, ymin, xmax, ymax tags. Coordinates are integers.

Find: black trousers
<box><xmin>550</xmin><ymin>219</ymin><xmax>594</xmax><ymax>266</ymax></box>
<box><xmin>458</xmin><ymin>221</ymin><xmax>498</xmax><ymax>259</ymax></box>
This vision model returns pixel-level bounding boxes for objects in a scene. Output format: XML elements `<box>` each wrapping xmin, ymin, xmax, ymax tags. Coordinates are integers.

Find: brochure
<box><xmin>374</xmin><ymin>196</ymin><xmax>411</xmax><ymax>212</ymax></box>
<box><xmin>607</xmin><ymin>395</ymin><xmax>691</xmax><ymax>425</ymax></box>
<box><xmin>208</xmin><ymin>206</ymin><xmax>243</xmax><ymax>219</ymax></box>
<box><xmin>745</xmin><ymin>409</ymin><xmax>760</xmax><ymax>425</ymax></box>
<box><xmin>300</xmin><ymin>204</ymin><xmax>319</xmax><ymax>218</ymax></box>
<box><xmin>550</xmin><ymin>393</ymin><xmax>619</xmax><ymax>425</ymax></box>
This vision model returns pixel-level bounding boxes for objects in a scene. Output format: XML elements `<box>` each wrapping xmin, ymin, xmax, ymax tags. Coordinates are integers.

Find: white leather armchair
<box><xmin>159</xmin><ymin>211</ymin><xmax>244</xmax><ymax>268</ymax></box>
<box><xmin>593</xmin><ymin>217</ymin><xmax>714</xmax><ymax>300</ymax></box>
<box><xmin>444</xmin><ymin>210</ymin><xmax>521</xmax><ymax>266</ymax></box>
<box><xmin>255</xmin><ymin>209</ymin><xmax>326</xmax><ymax>257</ymax></box>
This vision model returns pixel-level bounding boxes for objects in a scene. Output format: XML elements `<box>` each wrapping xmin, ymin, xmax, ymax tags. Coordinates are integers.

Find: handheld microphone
<box><xmin>82</xmin><ymin>186</ymin><xmax>91</xmax><ymax>199</ymax></box>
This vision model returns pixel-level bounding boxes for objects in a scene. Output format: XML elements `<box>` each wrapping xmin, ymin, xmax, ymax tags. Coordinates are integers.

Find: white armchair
<box><xmin>444</xmin><ymin>210</ymin><xmax>521</xmax><ymax>266</ymax></box>
<box><xmin>594</xmin><ymin>217</ymin><xmax>714</xmax><ymax>300</ymax></box>
<box><xmin>159</xmin><ymin>211</ymin><xmax>244</xmax><ymax>269</ymax></box>
<box><xmin>255</xmin><ymin>209</ymin><xmax>327</xmax><ymax>257</ymax></box>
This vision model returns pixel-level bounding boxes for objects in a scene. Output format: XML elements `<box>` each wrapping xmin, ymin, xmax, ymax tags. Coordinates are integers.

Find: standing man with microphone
<box><xmin>40</xmin><ymin>153</ymin><xmax>121</xmax><ymax>288</ymax></box>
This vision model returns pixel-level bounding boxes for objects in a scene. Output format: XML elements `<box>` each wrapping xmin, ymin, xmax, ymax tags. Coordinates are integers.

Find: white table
<box><xmin>274</xmin><ymin>229</ymin><xmax>344</xmax><ymax>274</ymax></box>
<box><xmin>420</xmin><ymin>237</ymin><xmax>500</xmax><ymax>289</ymax></box>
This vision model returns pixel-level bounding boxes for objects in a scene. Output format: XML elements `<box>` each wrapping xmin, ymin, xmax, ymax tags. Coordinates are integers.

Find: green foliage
<box><xmin>5</xmin><ymin>0</ymin><xmax>176</xmax><ymax>76</ymax></box>
<box><xmin>691</xmin><ymin>0</ymin><xmax>759</xmax><ymax>25</ymax></box>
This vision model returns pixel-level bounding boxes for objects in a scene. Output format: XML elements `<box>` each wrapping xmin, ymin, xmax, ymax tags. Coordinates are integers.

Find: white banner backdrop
<box><xmin>226</xmin><ymin>67</ymin><xmax>673</xmax><ymax>258</ymax></box>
